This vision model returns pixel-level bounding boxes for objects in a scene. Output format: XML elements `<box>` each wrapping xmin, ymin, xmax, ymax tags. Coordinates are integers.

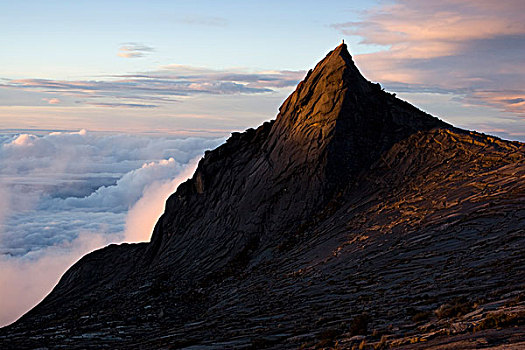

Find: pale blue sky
<box><xmin>1</xmin><ymin>0</ymin><xmax>379</xmax><ymax>78</ymax></box>
<box><xmin>0</xmin><ymin>0</ymin><xmax>523</xmax><ymax>140</ymax></box>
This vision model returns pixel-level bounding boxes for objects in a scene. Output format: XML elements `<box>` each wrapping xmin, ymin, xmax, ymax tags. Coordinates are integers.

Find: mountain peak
<box><xmin>267</xmin><ymin>44</ymin><xmax>448</xmax><ymax>195</ymax></box>
<box><xmin>144</xmin><ymin>44</ymin><xmax>451</xmax><ymax>260</ymax></box>
<box><xmin>324</xmin><ymin>42</ymin><xmax>370</xmax><ymax>91</ymax></box>
<box><xmin>278</xmin><ymin>43</ymin><xmax>369</xmax><ymax>119</ymax></box>
<box><xmin>322</xmin><ymin>42</ymin><xmax>353</xmax><ymax>65</ymax></box>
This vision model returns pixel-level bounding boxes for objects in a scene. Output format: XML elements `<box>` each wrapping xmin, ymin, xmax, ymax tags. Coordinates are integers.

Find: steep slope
<box><xmin>145</xmin><ymin>43</ymin><xmax>448</xmax><ymax>273</ymax></box>
<box><xmin>1</xmin><ymin>44</ymin><xmax>524</xmax><ymax>349</ymax></box>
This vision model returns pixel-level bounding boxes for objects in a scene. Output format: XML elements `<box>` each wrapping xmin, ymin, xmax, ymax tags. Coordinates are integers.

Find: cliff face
<box><xmin>1</xmin><ymin>44</ymin><xmax>524</xmax><ymax>349</ymax></box>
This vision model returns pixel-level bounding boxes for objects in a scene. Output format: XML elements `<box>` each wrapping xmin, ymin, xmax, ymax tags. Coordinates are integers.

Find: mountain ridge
<box><xmin>1</xmin><ymin>44</ymin><xmax>524</xmax><ymax>349</ymax></box>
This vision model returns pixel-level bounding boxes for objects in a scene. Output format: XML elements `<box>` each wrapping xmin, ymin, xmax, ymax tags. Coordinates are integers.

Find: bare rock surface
<box><xmin>1</xmin><ymin>44</ymin><xmax>524</xmax><ymax>349</ymax></box>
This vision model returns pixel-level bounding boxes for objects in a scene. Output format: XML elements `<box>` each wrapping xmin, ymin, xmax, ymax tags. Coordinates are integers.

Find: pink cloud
<box><xmin>333</xmin><ymin>0</ymin><xmax>525</xmax><ymax>121</ymax></box>
<box><xmin>123</xmin><ymin>158</ymin><xmax>200</xmax><ymax>242</ymax></box>
<box><xmin>465</xmin><ymin>91</ymin><xmax>525</xmax><ymax>118</ymax></box>
<box><xmin>337</xmin><ymin>0</ymin><xmax>525</xmax><ymax>59</ymax></box>
<box><xmin>42</xmin><ymin>97</ymin><xmax>60</xmax><ymax>104</ymax></box>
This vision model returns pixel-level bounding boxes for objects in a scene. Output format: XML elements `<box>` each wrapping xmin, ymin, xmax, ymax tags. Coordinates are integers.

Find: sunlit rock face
<box><xmin>1</xmin><ymin>44</ymin><xmax>524</xmax><ymax>349</ymax></box>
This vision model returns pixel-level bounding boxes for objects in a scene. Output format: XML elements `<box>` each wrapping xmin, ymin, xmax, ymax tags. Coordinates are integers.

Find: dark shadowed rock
<box><xmin>1</xmin><ymin>44</ymin><xmax>524</xmax><ymax>349</ymax></box>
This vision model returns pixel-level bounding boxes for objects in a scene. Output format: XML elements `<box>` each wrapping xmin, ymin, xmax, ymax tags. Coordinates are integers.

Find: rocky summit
<box><xmin>1</xmin><ymin>44</ymin><xmax>524</xmax><ymax>349</ymax></box>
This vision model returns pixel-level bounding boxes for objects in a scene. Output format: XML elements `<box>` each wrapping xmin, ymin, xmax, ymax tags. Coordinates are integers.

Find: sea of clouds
<box><xmin>0</xmin><ymin>130</ymin><xmax>223</xmax><ymax>326</ymax></box>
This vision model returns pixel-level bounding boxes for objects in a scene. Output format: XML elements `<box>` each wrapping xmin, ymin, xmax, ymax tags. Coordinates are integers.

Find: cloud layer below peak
<box><xmin>0</xmin><ymin>130</ymin><xmax>223</xmax><ymax>326</ymax></box>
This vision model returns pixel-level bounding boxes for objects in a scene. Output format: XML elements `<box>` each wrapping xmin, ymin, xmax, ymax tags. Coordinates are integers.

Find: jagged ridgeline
<box><xmin>1</xmin><ymin>44</ymin><xmax>524</xmax><ymax>349</ymax></box>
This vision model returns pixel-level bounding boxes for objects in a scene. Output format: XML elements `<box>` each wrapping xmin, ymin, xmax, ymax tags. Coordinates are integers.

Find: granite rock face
<box><xmin>1</xmin><ymin>44</ymin><xmax>524</xmax><ymax>349</ymax></box>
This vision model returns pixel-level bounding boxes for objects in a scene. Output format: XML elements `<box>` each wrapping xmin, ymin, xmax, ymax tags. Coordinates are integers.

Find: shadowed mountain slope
<box><xmin>1</xmin><ymin>44</ymin><xmax>524</xmax><ymax>349</ymax></box>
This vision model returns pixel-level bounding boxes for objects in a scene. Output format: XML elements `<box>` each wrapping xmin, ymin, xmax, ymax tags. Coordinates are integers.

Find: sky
<box><xmin>1</xmin><ymin>0</ymin><xmax>522</xmax><ymax>138</ymax></box>
<box><xmin>0</xmin><ymin>0</ymin><xmax>524</xmax><ymax>326</ymax></box>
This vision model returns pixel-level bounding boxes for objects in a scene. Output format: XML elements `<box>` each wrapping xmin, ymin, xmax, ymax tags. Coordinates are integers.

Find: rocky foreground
<box><xmin>1</xmin><ymin>44</ymin><xmax>524</xmax><ymax>349</ymax></box>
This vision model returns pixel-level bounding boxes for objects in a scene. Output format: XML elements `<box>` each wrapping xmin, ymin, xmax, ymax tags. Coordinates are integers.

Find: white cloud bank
<box><xmin>0</xmin><ymin>130</ymin><xmax>223</xmax><ymax>326</ymax></box>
